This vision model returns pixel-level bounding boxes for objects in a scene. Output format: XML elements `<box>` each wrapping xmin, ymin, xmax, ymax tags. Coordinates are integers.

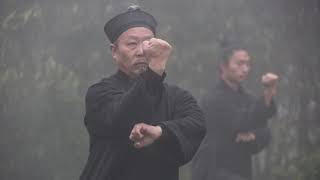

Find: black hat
<box><xmin>104</xmin><ymin>5</ymin><xmax>157</xmax><ymax>43</ymax></box>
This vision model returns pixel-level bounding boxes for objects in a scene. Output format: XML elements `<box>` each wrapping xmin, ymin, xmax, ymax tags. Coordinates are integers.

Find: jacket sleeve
<box><xmin>84</xmin><ymin>68</ymin><xmax>165</xmax><ymax>138</ymax></box>
<box><xmin>158</xmin><ymin>87</ymin><xmax>206</xmax><ymax>165</ymax></box>
<box><xmin>207</xmin><ymin>95</ymin><xmax>276</xmax><ymax>136</ymax></box>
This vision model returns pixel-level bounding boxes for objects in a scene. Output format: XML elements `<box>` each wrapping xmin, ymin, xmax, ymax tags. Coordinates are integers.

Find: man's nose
<box><xmin>243</xmin><ymin>65</ymin><xmax>250</xmax><ymax>74</ymax></box>
<box><xmin>136</xmin><ymin>43</ymin><xmax>144</xmax><ymax>56</ymax></box>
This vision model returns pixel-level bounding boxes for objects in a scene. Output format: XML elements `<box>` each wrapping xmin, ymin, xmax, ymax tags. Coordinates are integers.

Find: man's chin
<box><xmin>133</xmin><ymin>66</ymin><xmax>148</xmax><ymax>75</ymax></box>
<box><xmin>239</xmin><ymin>76</ymin><xmax>248</xmax><ymax>81</ymax></box>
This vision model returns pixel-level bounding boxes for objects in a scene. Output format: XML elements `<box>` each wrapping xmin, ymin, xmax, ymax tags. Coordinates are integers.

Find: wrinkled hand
<box><xmin>142</xmin><ymin>38</ymin><xmax>172</xmax><ymax>75</ymax></box>
<box><xmin>129</xmin><ymin>123</ymin><xmax>162</xmax><ymax>148</ymax></box>
<box><xmin>261</xmin><ymin>73</ymin><xmax>279</xmax><ymax>106</ymax></box>
<box><xmin>236</xmin><ymin>132</ymin><xmax>256</xmax><ymax>143</ymax></box>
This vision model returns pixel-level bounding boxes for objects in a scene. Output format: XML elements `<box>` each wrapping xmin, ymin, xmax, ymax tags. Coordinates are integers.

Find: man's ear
<box><xmin>110</xmin><ymin>43</ymin><xmax>117</xmax><ymax>60</ymax></box>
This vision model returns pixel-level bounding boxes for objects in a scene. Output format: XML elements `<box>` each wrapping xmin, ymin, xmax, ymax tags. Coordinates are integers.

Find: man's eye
<box><xmin>238</xmin><ymin>61</ymin><xmax>249</xmax><ymax>66</ymax></box>
<box><xmin>127</xmin><ymin>42</ymin><xmax>137</xmax><ymax>46</ymax></box>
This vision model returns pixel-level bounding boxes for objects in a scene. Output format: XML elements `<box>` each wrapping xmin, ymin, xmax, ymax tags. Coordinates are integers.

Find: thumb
<box><xmin>142</xmin><ymin>40</ymin><xmax>151</xmax><ymax>51</ymax></box>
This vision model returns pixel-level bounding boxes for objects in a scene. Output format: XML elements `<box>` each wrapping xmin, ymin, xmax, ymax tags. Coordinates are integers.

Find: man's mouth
<box><xmin>135</xmin><ymin>62</ymin><xmax>147</xmax><ymax>65</ymax></box>
<box><xmin>134</xmin><ymin>62</ymin><xmax>148</xmax><ymax>66</ymax></box>
<box><xmin>240</xmin><ymin>75</ymin><xmax>248</xmax><ymax>80</ymax></box>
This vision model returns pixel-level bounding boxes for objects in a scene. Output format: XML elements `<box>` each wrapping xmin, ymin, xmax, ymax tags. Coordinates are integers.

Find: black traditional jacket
<box><xmin>80</xmin><ymin>68</ymin><xmax>206</xmax><ymax>180</ymax></box>
<box><xmin>193</xmin><ymin>80</ymin><xmax>276</xmax><ymax>180</ymax></box>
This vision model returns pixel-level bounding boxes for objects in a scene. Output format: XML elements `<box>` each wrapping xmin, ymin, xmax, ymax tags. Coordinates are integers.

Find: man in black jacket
<box><xmin>79</xmin><ymin>6</ymin><xmax>206</xmax><ymax>180</ymax></box>
<box><xmin>192</xmin><ymin>44</ymin><xmax>278</xmax><ymax>180</ymax></box>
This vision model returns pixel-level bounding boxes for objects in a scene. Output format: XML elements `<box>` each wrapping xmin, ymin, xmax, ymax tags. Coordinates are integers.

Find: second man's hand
<box><xmin>236</xmin><ymin>132</ymin><xmax>256</xmax><ymax>143</ymax></box>
<box><xmin>261</xmin><ymin>73</ymin><xmax>279</xmax><ymax>106</ymax></box>
<box><xmin>129</xmin><ymin>123</ymin><xmax>163</xmax><ymax>148</ymax></box>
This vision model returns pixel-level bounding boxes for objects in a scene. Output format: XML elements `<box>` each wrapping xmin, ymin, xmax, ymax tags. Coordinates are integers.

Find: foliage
<box><xmin>271</xmin><ymin>149</ymin><xmax>320</xmax><ymax>180</ymax></box>
<box><xmin>0</xmin><ymin>0</ymin><xmax>319</xmax><ymax>180</ymax></box>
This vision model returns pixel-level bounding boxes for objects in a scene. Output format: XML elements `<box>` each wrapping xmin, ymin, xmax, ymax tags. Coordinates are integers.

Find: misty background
<box><xmin>0</xmin><ymin>0</ymin><xmax>320</xmax><ymax>180</ymax></box>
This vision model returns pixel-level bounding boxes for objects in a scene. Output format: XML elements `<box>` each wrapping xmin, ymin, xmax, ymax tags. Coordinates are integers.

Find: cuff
<box><xmin>257</xmin><ymin>97</ymin><xmax>277</xmax><ymax>119</ymax></box>
<box><xmin>141</xmin><ymin>67</ymin><xmax>166</xmax><ymax>86</ymax></box>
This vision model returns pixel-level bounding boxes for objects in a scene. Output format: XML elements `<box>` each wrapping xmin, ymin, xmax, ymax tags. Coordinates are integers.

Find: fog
<box><xmin>0</xmin><ymin>0</ymin><xmax>319</xmax><ymax>180</ymax></box>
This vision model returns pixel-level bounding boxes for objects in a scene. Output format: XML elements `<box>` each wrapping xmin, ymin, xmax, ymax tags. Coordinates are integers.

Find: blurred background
<box><xmin>0</xmin><ymin>0</ymin><xmax>319</xmax><ymax>180</ymax></box>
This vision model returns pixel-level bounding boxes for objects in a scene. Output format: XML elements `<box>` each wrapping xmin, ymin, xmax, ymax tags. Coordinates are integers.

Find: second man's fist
<box><xmin>262</xmin><ymin>73</ymin><xmax>279</xmax><ymax>88</ymax></box>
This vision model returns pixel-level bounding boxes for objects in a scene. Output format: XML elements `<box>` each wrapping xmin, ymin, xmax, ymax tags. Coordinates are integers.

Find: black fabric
<box><xmin>104</xmin><ymin>7</ymin><xmax>157</xmax><ymax>43</ymax></box>
<box><xmin>192</xmin><ymin>80</ymin><xmax>276</xmax><ymax>180</ymax></box>
<box><xmin>215</xmin><ymin>168</ymin><xmax>249</xmax><ymax>180</ymax></box>
<box><xmin>79</xmin><ymin>68</ymin><xmax>205</xmax><ymax>180</ymax></box>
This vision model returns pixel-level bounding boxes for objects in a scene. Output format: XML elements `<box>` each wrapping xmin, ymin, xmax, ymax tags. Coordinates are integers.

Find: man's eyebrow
<box><xmin>126</xmin><ymin>35</ymin><xmax>153</xmax><ymax>40</ymax></box>
<box><xmin>125</xmin><ymin>36</ymin><xmax>139</xmax><ymax>40</ymax></box>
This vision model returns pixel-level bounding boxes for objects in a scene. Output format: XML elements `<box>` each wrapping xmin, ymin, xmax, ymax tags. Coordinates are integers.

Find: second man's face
<box><xmin>111</xmin><ymin>27</ymin><xmax>154</xmax><ymax>77</ymax></box>
<box><xmin>223</xmin><ymin>49</ymin><xmax>251</xmax><ymax>84</ymax></box>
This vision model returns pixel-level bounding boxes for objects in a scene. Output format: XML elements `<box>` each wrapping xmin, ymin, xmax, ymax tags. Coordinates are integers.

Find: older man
<box><xmin>79</xmin><ymin>6</ymin><xmax>205</xmax><ymax>180</ymax></box>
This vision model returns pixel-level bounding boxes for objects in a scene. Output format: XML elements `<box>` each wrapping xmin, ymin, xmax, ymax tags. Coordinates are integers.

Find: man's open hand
<box><xmin>129</xmin><ymin>123</ymin><xmax>163</xmax><ymax>148</ymax></box>
<box><xmin>236</xmin><ymin>132</ymin><xmax>256</xmax><ymax>143</ymax></box>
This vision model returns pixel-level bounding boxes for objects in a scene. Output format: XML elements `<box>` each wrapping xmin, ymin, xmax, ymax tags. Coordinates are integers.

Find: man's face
<box><xmin>111</xmin><ymin>27</ymin><xmax>154</xmax><ymax>77</ymax></box>
<box><xmin>221</xmin><ymin>49</ymin><xmax>251</xmax><ymax>84</ymax></box>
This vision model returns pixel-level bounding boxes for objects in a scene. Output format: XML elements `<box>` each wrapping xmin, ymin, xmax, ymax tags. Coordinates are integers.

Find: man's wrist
<box><xmin>149</xmin><ymin>61</ymin><xmax>166</xmax><ymax>76</ymax></box>
<box><xmin>154</xmin><ymin>125</ymin><xmax>162</xmax><ymax>139</ymax></box>
<box><xmin>263</xmin><ymin>88</ymin><xmax>275</xmax><ymax>106</ymax></box>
